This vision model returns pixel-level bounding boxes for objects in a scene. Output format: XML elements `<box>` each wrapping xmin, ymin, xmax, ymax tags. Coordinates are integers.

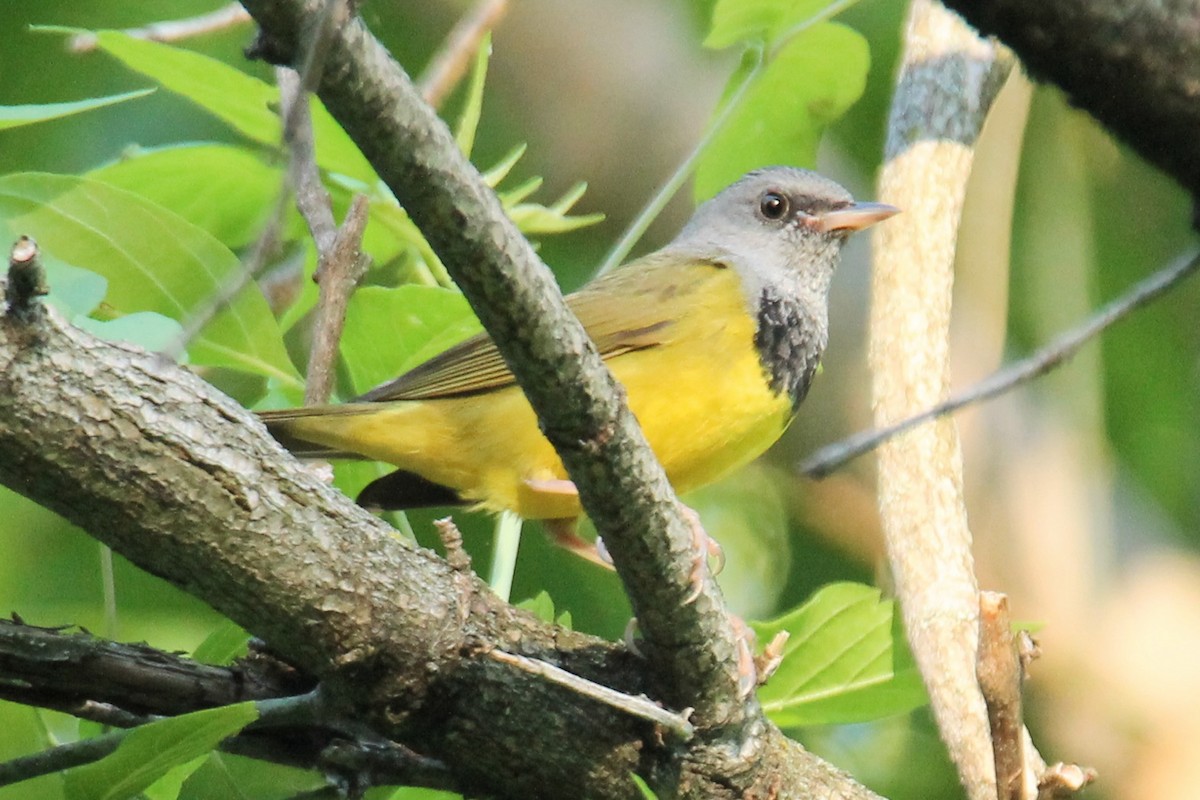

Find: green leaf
<box><xmin>63</xmin><ymin>703</ymin><xmax>259</xmax><ymax>800</ymax></box>
<box><xmin>0</xmin><ymin>173</ymin><xmax>302</xmax><ymax>386</ymax></box>
<box><xmin>631</xmin><ymin>774</ymin><xmax>659</xmax><ymax>799</ymax></box>
<box><xmin>752</xmin><ymin>583</ymin><xmax>927</xmax><ymax>727</ymax></box>
<box><xmin>92</xmin><ymin>31</ymin><xmax>280</xmax><ymax>147</ymax></box>
<box><xmin>88</xmin><ymin>144</ymin><xmax>284</xmax><ymax>249</ymax></box>
<box><xmin>376</xmin><ymin>788</ymin><xmax>464</xmax><ymax>800</ymax></box>
<box><xmin>42</xmin><ymin>253</ymin><xmax>107</xmax><ymax>318</ymax></box>
<box><xmin>84</xmin><ymin>30</ymin><xmax>374</xmax><ymax>182</ymax></box>
<box><xmin>454</xmin><ymin>34</ymin><xmax>491</xmax><ymax>159</ymax></box>
<box><xmin>75</xmin><ymin>312</ymin><xmax>184</xmax><ymax>352</ymax></box>
<box><xmin>192</xmin><ymin>620</ymin><xmax>251</xmax><ymax>667</ymax></box>
<box><xmin>516</xmin><ymin>591</ymin><xmax>557</xmax><ymax>624</ymax></box>
<box><xmin>498</xmin><ymin>175</ymin><xmax>543</xmax><ymax>207</ymax></box>
<box><xmin>340</xmin><ymin>285</ymin><xmax>482</xmax><ymax>394</ymax></box>
<box><xmin>705</xmin><ymin>0</ymin><xmax>857</xmax><ymax>50</ymax></box>
<box><xmin>483</xmin><ymin>143</ymin><xmax>528</xmax><ymax>188</ymax></box>
<box><xmin>142</xmin><ymin>755</ymin><xmax>208</xmax><ymax>800</ymax></box>
<box><xmin>694</xmin><ymin>22</ymin><xmax>869</xmax><ymax>201</ymax></box>
<box><xmin>507</xmin><ymin>204</ymin><xmax>605</xmax><ymax>235</ymax></box>
<box><xmin>0</xmin><ymin>89</ymin><xmax>154</xmax><ymax>131</ymax></box>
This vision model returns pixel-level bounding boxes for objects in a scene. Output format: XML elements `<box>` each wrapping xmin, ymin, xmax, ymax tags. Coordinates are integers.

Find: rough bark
<box><xmin>0</xmin><ymin>306</ymin><xmax>650</xmax><ymax>798</ymax></box>
<box><xmin>239</xmin><ymin>0</ymin><xmax>753</xmax><ymax>742</ymax></box>
<box><xmin>943</xmin><ymin>0</ymin><xmax>1200</xmax><ymax>207</ymax></box>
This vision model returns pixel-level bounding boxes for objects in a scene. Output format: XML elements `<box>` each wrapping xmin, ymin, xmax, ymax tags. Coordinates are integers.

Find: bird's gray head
<box><xmin>669</xmin><ymin>167</ymin><xmax>898</xmax><ymax>406</ymax></box>
<box><xmin>673</xmin><ymin>166</ymin><xmax>897</xmax><ymax>299</ymax></box>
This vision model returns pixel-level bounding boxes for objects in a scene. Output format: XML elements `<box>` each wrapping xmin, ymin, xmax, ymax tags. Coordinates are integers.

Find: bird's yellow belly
<box><xmin>337</xmin><ymin>322</ymin><xmax>792</xmax><ymax>520</ymax></box>
<box><xmin>286</xmin><ymin>270</ymin><xmax>798</xmax><ymax>520</ymax></box>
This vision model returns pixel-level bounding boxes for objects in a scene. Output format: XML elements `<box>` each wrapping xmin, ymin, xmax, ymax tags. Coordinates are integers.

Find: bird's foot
<box><xmin>681</xmin><ymin>505</ymin><xmax>725</xmax><ymax>604</ymax></box>
<box><xmin>543</xmin><ymin>517</ymin><xmax>614</xmax><ymax>570</ymax></box>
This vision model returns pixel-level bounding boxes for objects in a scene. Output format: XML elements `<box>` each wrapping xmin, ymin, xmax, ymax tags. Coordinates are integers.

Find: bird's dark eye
<box><xmin>759</xmin><ymin>191</ymin><xmax>789</xmax><ymax>220</ymax></box>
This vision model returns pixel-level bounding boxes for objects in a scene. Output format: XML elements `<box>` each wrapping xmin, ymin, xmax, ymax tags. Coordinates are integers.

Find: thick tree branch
<box><xmin>0</xmin><ymin>291</ymin><xmax>660</xmax><ymax>798</ymax></box>
<box><xmin>0</xmin><ymin>620</ymin><xmax>305</xmax><ymax>717</ymax></box>
<box><xmin>0</xmin><ymin>246</ymin><xmax>881</xmax><ymax>797</ymax></box>
<box><xmin>871</xmin><ymin>3</ymin><xmax>1012</xmax><ymax>799</ymax></box>
<box><xmin>942</xmin><ymin>0</ymin><xmax>1200</xmax><ymax>208</ymax></box>
<box><xmin>239</xmin><ymin>0</ymin><xmax>751</xmax><ymax>743</ymax></box>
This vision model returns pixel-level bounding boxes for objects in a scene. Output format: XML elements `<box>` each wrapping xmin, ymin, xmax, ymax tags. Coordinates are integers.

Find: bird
<box><xmin>258</xmin><ymin>167</ymin><xmax>897</xmax><ymax>564</ymax></box>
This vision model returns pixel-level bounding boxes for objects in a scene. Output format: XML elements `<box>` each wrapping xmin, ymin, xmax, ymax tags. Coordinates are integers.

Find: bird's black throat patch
<box><xmin>754</xmin><ymin>285</ymin><xmax>823</xmax><ymax>410</ymax></box>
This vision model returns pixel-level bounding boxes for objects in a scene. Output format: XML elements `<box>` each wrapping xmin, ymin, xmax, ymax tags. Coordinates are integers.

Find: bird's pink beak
<box><xmin>810</xmin><ymin>201</ymin><xmax>900</xmax><ymax>234</ymax></box>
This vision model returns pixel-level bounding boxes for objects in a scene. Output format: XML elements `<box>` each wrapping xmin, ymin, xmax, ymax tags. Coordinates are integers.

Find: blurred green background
<box><xmin>2</xmin><ymin>1</ymin><xmax>1199</xmax><ymax>799</ymax></box>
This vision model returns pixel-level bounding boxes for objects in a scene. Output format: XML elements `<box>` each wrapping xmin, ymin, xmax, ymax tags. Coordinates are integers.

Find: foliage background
<box><xmin>1</xmin><ymin>1</ymin><xmax>1199</xmax><ymax>798</ymax></box>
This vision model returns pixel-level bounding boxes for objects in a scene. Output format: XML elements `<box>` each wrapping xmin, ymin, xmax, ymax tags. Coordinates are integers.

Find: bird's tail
<box><xmin>257</xmin><ymin>406</ymin><xmax>467</xmax><ymax>510</ymax></box>
<box><xmin>256</xmin><ymin>405</ymin><xmax>375</xmax><ymax>460</ymax></box>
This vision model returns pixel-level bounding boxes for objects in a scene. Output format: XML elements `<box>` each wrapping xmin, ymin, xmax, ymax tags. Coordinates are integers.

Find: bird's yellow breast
<box><xmin>284</xmin><ymin>266</ymin><xmax>796</xmax><ymax>519</ymax></box>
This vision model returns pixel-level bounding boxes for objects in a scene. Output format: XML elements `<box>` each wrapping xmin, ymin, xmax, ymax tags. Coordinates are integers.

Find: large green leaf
<box><xmin>694</xmin><ymin>22</ymin><xmax>869</xmax><ymax>201</ymax></box>
<box><xmin>0</xmin><ymin>173</ymin><xmax>302</xmax><ymax>386</ymax></box>
<box><xmin>340</xmin><ymin>285</ymin><xmax>482</xmax><ymax>395</ymax></box>
<box><xmin>752</xmin><ymin>583</ymin><xmax>927</xmax><ymax>727</ymax></box>
<box><xmin>91</xmin><ymin>30</ymin><xmax>279</xmax><ymax>146</ymax></box>
<box><xmin>88</xmin><ymin>144</ymin><xmax>284</xmax><ymax>250</ymax></box>
<box><xmin>62</xmin><ymin>703</ymin><xmax>258</xmax><ymax>800</ymax></box>
<box><xmin>84</xmin><ymin>30</ymin><xmax>374</xmax><ymax>182</ymax></box>
<box><xmin>0</xmin><ymin>89</ymin><xmax>154</xmax><ymax>131</ymax></box>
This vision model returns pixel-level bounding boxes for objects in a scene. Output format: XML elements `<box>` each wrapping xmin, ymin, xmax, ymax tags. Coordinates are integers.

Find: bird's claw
<box><xmin>681</xmin><ymin>506</ymin><xmax>724</xmax><ymax>604</ymax></box>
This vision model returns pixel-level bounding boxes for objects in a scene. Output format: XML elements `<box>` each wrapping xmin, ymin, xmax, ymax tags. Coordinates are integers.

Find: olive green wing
<box><xmin>355</xmin><ymin>254</ymin><xmax>705</xmax><ymax>402</ymax></box>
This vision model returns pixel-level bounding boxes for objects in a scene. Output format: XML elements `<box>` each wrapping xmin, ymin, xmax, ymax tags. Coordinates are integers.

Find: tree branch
<box><xmin>240</xmin><ymin>0</ymin><xmax>752</xmax><ymax>743</ymax></box>
<box><xmin>942</xmin><ymin>0</ymin><xmax>1200</xmax><ymax>208</ymax></box>
<box><xmin>871</xmin><ymin>3</ymin><xmax>1012</xmax><ymax>799</ymax></box>
<box><xmin>0</xmin><ymin>266</ymin><xmax>659</xmax><ymax>797</ymax></box>
<box><xmin>0</xmin><ymin>237</ymin><xmax>880</xmax><ymax>797</ymax></box>
<box><xmin>0</xmin><ymin>619</ymin><xmax>305</xmax><ymax>717</ymax></box>
<box><xmin>802</xmin><ymin>247</ymin><xmax>1200</xmax><ymax>476</ymax></box>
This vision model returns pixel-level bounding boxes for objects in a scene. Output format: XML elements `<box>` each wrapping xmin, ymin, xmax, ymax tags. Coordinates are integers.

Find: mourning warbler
<box><xmin>259</xmin><ymin>167</ymin><xmax>897</xmax><ymax>556</ymax></box>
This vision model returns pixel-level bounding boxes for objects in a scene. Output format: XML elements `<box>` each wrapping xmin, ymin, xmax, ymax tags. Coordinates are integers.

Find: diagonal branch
<box><xmin>871</xmin><ymin>3</ymin><xmax>1012</xmax><ymax>799</ymax></box>
<box><xmin>941</xmin><ymin>0</ymin><xmax>1200</xmax><ymax>206</ymax></box>
<box><xmin>0</xmin><ymin>238</ymin><xmax>881</xmax><ymax>796</ymax></box>
<box><xmin>803</xmin><ymin>247</ymin><xmax>1200</xmax><ymax>476</ymax></box>
<box><xmin>239</xmin><ymin>0</ymin><xmax>752</xmax><ymax>741</ymax></box>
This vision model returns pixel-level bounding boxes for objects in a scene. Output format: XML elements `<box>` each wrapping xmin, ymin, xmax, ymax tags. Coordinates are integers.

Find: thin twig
<box><xmin>278</xmin><ymin>67</ymin><xmax>372</xmax><ymax>405</ymax></box>
<box><xmin>303</xmin><ymin>194</ymin><xmax>369</xmax><ymax>405</ymax></box>
<box><xmin>802</xmin><ymin>247</ymin><xmax>1200</xmax><ymax>477</ymax></box>
<box><xmin>284</xmin><ymin>1</ymin><xmax>366</xmax><ymax>406</ymax></box>
<box><xmin>164</xmin><ymin>2</ymin><xmax>350</xmax><ymax>369</ymax></box>
<box><xmin>280</xmin><ymin>68</ymin><xmax>337</xmax><ymax>253</ymax></box>
<box><xmin>67</xmin><ymin>4</ymin><xmax>251</xmax><ymax>53</ymax></box>
<box><xmin>487</xmin><ymin>649</ymin><xmax>695</xmax><ymax>740</ymax></box>
<box><xmin>417</xmin><ymin>0</ymin><xmax>510</xmax><ymax>109</ymax></box>
<box><xmin>283</xmin><ymin>0</ymin><xmax>347</xmax><ymax>137</ymax></box>
<box><xmin>433</xmin><ymin>517</ymin><xmax>472</xmax><ymax>572</ymax></box>
<box><xmin>0</xmin><ymin>692</ymin><xmax>322</xmax><ymax>788</ymax></box>
<box><xmin>977</xmin><ymin>592</ymin><xmax>1029</xmax><ymax>800</ymax></box>
<box><xmin>5</xmin><ymin>236</ymin><xmax>47</xmax><ymax>321</ymax></box>
<box><xmin>0</xmin><ymin>730</ymin><xmax>123</xmax><ymax>787</ymax></box>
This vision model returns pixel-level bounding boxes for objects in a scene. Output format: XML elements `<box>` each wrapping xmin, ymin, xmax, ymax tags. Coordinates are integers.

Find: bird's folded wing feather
<box><xmin>355</xmin><ymin>255</ymin><xmax>704</xmax><ymax>402</ymax></box>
